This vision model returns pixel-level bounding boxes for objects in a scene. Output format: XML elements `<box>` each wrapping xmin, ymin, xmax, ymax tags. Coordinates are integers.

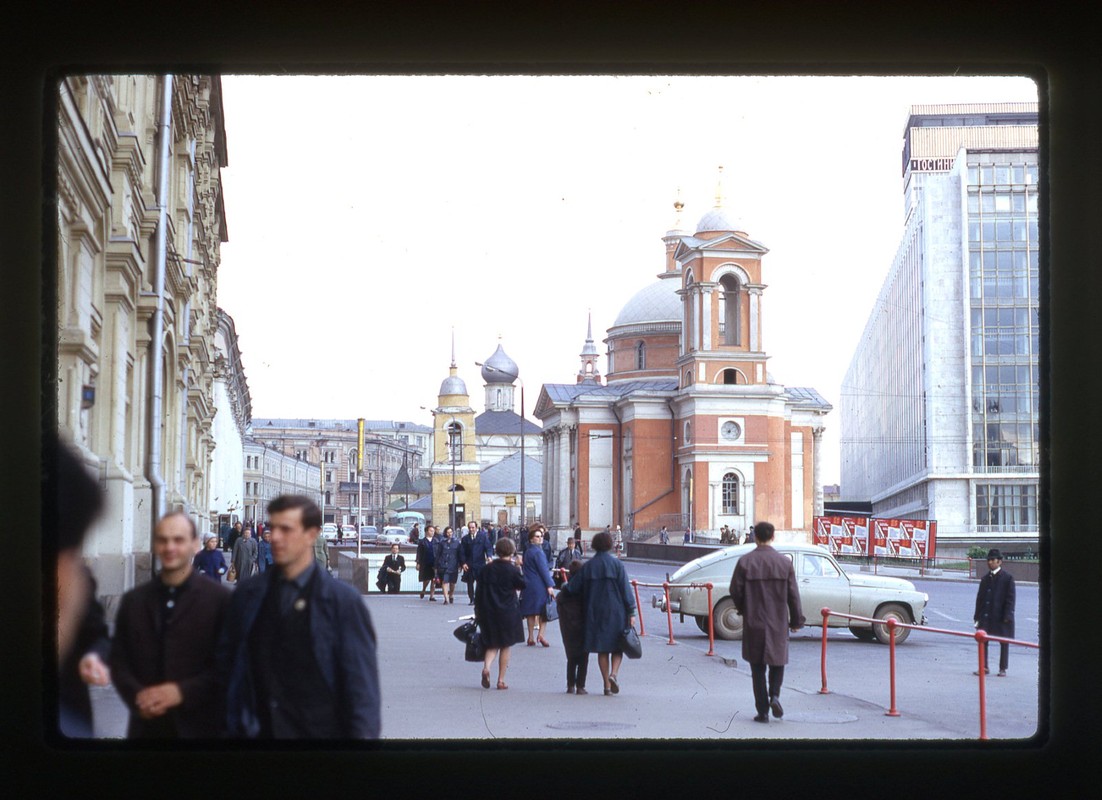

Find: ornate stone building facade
<box><xmin>210</xmin><ymin>308</ymin><xmax>252</xmax><ymax>527</ymax></box>
<box><xmin>56</xmin><ymin>74</ymin><xmax>228</xmax><ymax>602</ymax></box>
<box><xmin>249</xmin><ymin>418</ymin><xmax>429</xmax><ymax>527</ymax></box>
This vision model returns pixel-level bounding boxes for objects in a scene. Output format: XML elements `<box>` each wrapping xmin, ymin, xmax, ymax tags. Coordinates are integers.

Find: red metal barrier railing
<box><xmin>629</xmin><ymin>580</ymin><xmax>716</xmax><ymax>656</ymax></box>
<box><xmin>556</xmin><ymin>571</ymin><xmax>717</xmax><ymax>656</ymax></box>
<box><xmin>818</xmin><ymin>607</ymin><xmax>1039</xmax><ymax>739</ymax></box>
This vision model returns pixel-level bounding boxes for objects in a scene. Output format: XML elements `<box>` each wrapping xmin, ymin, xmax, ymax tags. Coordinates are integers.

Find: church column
<box><xmin>701</xmin><ymin>285</ymin><xmax>713</xmax><ymax>351</ymax></box>
<box><xmin>812</xmin><ymin>427</ymin><xmax>824</xmax><ymax>518</ymax></box>
<box><xmin>557</xmin><ymin>427</ymin><xmax>571</xmax><ymax>527</ymax></box>
<box><xmin>749</xmin><ymin>287</ymin><xmax>762</xmax><ymax>352</ymax></box>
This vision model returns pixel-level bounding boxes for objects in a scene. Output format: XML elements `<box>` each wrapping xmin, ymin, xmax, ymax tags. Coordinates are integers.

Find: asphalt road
<box><xmin>622</xmin><ymin>558</ymin><xmax>1042</xmax><ymax>739</ymax></box>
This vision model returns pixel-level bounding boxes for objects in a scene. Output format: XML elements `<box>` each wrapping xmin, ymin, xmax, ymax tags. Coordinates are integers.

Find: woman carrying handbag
<box><xmin>474</xmin><ymin>538</ymin><xmax>526</xmax><ymax>690</ymax></box>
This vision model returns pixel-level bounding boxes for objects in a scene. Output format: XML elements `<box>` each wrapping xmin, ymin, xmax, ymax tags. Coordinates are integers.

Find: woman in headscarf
<box><xmin>194</xmin><ymin>533</ymin><xmax>228</xmax><ymax>582</ymax></box>
<box><xmin>560</xmin><ymin>531</ymin><xmax>636</xmax><ymax>695</ymax></box>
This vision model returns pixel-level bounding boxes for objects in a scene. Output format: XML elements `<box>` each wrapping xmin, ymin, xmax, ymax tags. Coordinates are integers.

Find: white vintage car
<box><xmin>652</xmin><ymin>543</ymin><xmax>928</xmax><ymax>644</ymax></box>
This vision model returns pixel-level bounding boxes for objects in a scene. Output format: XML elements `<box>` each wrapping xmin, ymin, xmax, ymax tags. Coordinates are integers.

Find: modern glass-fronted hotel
<box><xmin>840</xmin><ymin>103</ymin><xmax>1039</xmax><ymax>553</ymax></box>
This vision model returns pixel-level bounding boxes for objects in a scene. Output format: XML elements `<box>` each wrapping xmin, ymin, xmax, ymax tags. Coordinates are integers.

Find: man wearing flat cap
<box><xmin>973</xmin><ymin>548</ymin><xmax>1016</xmax><ymax>676</ymax></box>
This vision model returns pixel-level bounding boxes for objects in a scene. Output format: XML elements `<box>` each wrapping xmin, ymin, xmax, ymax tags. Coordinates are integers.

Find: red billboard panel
<box><xmin>812</xmin><ymin>516</ymin><xmax>869</xmax><ymax>556</ymax></box>
<box><xmin>871</xmin><ymin>518</ymin><xmax>937</xmax><ymax>559</ymax></box>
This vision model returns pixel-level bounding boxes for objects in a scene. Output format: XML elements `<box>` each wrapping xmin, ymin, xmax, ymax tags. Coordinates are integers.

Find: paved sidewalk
<box><xmin>88</xmin><ymin>588</ymin><xmax>993</xmax><ymax>741</ymax></box>
<box><xmin>369</xmin><ymin>593</ymin><xmax>964</xmax><ymax>740</ymax></box>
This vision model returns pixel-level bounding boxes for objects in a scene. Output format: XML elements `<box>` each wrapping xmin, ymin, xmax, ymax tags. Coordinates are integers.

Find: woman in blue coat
<box><xmin>560</xmin><ymin>530</ymin><xmax>636</xmax><ymax>695</ymax></box>
<box><xmin>518</xmin><ymin>525</ymin><xmax>555</xmax><ymax>647</ymax></box>
<box><xmin>194</xmin><ymin>533</ymin><xmax>228</xmax><ymax>582</ymax></box>
<box><xmin>434</xmin><ymin>526</ymin><xmax>462</xmax><ymax>604</ymax></box>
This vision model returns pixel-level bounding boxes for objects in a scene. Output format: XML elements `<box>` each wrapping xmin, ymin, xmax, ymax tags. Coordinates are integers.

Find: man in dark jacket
<box><xmin>973</xmin><ymin>548</ymin><xmax>1016</xmax><ymax>676</ymax></box>
<box><xmin>460</xmin><ymin>520</ymin><xmax>494</xmax><ymax>605</ymax></box>
<box><xmin>110</xmin><ymin>512</ymin><xmax>232</xmax><ymax>738</ymax></box>
<box><xmin>730</xmin><ymin>520</ymin><xmax>804</xmax><ymax>723</ymax></box>
<box><xmin>218</xmin><ymin>494</ymin><xmax>381</xmax><ymax>739</ymax></box>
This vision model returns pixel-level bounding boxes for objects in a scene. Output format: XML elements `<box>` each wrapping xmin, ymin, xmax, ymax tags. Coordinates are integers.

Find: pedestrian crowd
<box><xmin>50</xmin><ymin>430</ymin><xmax>1020</xmax><ymax>738</ymax></box>
<box><xmin>51</xmin><ymin>437</ymin><xmax>380</xmax><ymax>740</ymax></box>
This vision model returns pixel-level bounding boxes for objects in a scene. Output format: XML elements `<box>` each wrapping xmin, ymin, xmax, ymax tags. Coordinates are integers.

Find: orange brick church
<box><xmin>534</xmin><ymin>186</ymin><xmax>831</xmax><ymax>540</ymax></box>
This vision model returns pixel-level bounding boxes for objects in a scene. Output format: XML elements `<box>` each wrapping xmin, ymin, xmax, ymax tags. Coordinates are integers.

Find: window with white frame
<box><xmin>722</xmin><ymin>472</ymin><xmax>740</xmax><ymax>514</ymax></box>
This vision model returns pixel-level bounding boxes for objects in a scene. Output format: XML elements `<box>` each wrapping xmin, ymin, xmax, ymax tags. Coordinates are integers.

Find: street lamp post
<box><xmin>449</xmin><ymin>420</ymin><xmax>458</xmax><ymax>530</ymax></box>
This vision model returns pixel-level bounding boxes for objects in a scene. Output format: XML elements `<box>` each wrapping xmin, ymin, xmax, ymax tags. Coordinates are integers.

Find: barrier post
<box><xmin>885</xmin><ymin>617</ymin><xmax>900</xmax><ymax>716</ymax></box>
<box><xmin>632</xmin><ymin>580</ymin><xmax>645</xmax><ymax>637</ymax></box>
<box><xmin>704</xmin><ymin>583</ymin><xmax>715</xmax><ymax>656</ymax></box>
<box><xmin>662</xmin><ymin>582</ymin><xmax>675</xmax><ymax>645</ymax></box>
<box><xmin>819</xmin><ymin>607</ymin><xmax>831</xmax><ymax>694</ymax></box>
<box><xmin>976</xmin><ymin>630</ymin><xmax>989</xmax><ymax>740</ymax></box>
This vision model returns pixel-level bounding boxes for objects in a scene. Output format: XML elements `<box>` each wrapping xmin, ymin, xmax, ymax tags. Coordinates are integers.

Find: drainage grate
<box><xmin>546</xmin><ymin>721</ymin><xmax>637</xmax><ymax>731</ymax></box>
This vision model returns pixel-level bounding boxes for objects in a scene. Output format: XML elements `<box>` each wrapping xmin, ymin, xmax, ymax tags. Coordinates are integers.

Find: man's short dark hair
<box><xmin>158</xmin><ymin>510</ymin><xmax>198</xmax><ymax>539</ymax></box>
<box><xmin>753</xmin><ymin>521</ymin><xmax>775</xmax><ymax>542</ymax></box>
<box><xmin>591</xmin><ymin>531</ymin><xmax>613</xmax><ymax>552</ymax></box>
<box><xmin>495</xmin><ymin>538</ymin><xmax>515</xmax><ymax>558</ymax></box>
<box><xmin>267</xmin><ymin>494</ymin><xmax>323</xmax><ymax>530</ymax></box>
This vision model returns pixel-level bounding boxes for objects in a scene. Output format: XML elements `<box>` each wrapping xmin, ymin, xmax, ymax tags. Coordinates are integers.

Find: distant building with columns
<box><xmin>535</xmin><ymin>179</ymin><xmax>831</xmax><ymax>543</ymax></box>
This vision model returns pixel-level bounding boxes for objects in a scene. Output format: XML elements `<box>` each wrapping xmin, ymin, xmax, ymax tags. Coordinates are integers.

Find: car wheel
<box><xmin>849</xmin><ymin>626</ymin><xmax>876</xmax><ymax>642</ymax></box>
<box><xmin>872</xmin><ymin>603</ymin><xmax>912</xmax><ymax>645</ymax></box>
<box><xmin>694</xmin><ymin>616</ymin><xmax>710</xmax><ymax>634</ymax></box>
<box><xmin>711</xmin><ymin>598</ymin><xmax>743</xmax><ymax>640</ymax></box>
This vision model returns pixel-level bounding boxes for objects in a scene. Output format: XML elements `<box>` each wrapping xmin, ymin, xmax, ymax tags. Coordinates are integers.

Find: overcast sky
<box><xmin>216</xmin><ymin>74</ymin><xmax>1038</xmax><ymax>486</ymax></box>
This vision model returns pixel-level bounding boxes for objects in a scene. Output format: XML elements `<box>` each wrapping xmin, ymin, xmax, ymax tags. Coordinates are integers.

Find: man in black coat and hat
<box><xmin>973</xmin><ymin>548</ymin><xmax>1016</xmax><ymax>676</ymax></box>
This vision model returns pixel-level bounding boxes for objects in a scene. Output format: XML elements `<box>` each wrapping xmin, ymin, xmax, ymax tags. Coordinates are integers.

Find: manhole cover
<box><xmin>781</xmin><ymin>711</ymin><xmax>858</xmax><ymax>724</ymax></box>
<box><xmin>546</xmin><ymin>721</ymin><xmax>637</xmax><ymax>731</ymax></box>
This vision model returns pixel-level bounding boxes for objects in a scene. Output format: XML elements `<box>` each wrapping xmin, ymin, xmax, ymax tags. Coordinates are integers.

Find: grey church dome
<box><xmin>695</xmin><ymin>206</ymin><xmax>743</xmax><ymax>234</ymax></box>
<box><xmin>612</xmin><ymin>275</ymin><xmax>681</xmax><ymax>328</ymax></box>
<box><xmin>481</xmin><ymin>344</ymin><xmax>518</xmax><ymax>383</ymax></box>
<box><xmin>439</xmin><ymin>374</ymin><xmax>468</xmax><ymax>396</ymax></box>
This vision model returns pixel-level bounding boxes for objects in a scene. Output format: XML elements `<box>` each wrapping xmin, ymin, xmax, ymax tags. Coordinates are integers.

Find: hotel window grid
<box><xmin>966</xmin><ymin>155</ymin><xmax>1040</xmax><ymax>474</ymax></box>
<box><xmin>976</xmin><ymin>483</ymin><xmax>1037</xmax><ymax>531</ymax></box>
<box><xmin>722</xmin><ymin>472</ymin><xmax>740</xmax><ymax>514</ymax></box>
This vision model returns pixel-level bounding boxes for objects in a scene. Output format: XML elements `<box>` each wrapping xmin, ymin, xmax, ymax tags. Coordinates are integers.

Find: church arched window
<box><xmin>447</xmin><ymin>421</ymin><xmax>463</xmax><ymax>462</ymax></box>
<box><xmin>722</xmin><ymin>368</ymin><xmax>738</xmax><ymax>385</ymax></box>
<box><xmin>719</xmin><ymin>274</ymin><xmax>741</xmax><ymax>345</ymax></box>
<box><xmin>722</xmin><ymin>472</ymin><xmax>740</xmax><ymax>514</ymax></box>
<box><xmin>636</xmin><ymin>341</ymin><xmax>646</xmax><ymax>370</ymax></box>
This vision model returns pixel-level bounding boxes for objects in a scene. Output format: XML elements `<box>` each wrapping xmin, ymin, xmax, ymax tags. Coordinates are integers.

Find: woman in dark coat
<box><xmin>474</xmin><ymin>537</ymin><xmax>526</xmax><ymax>689</ymax></box>
<box><xmin>434</xmin><ymin>526</ymin><xmax>461</xmax><ymax>604</ymax></box>
<box><xmin>560</xmin><ymin>531</ymin><xmax>636</xmax><ymax>695</ymax></box>
<box><xmin>382</xmin><ymin>543</ymin><xmax>405</xmax><ymax>593</ymax></box>
<box><xmin>518</xmin><ymin>525</ymin><xmax>555</xmax><ymax>646</ymax></box>
<box><xmin>556</xmin><ymin>559</ymin><xmax>588</xmax><ymax>693</ymax></box>
<box><xmin>415</xmin><ymin>525</ymin><xmax>438</xmax><ymax>600</ymax></box>
<box><xmin>194</xmin><ymin>533</ymin><xmax>228</xmax><ymax>582</ymax></box>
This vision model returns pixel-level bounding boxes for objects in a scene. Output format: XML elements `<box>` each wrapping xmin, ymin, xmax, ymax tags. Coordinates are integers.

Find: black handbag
<box><xmin>463</xmin><ymin>628</ymin><xmax>486</xmax><ymax>662</ymax></box>
<box><xmin>453</xmin><ymin>619</ymin><xmax>477</xmax><ymax>642</ymax></box>
<box><xmin>375</xmin><ymin>565</ymin><xmax>387</xmax><ymax>591</ymax></box>
<box><xmin>619</xmin><ymin>625</ymin><xmax>643</xmax><ymax>659</ymax></box>
<box><xmin>542</xmin><ymin>595</ymin><xmax>559</xmax><ymax>622</ymax></box>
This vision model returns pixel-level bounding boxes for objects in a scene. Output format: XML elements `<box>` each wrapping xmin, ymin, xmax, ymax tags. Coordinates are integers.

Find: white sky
<box><xmin>216</xmin><ymin>74</ymin><xmax>1038</xmax><ymax>487</ymax></box>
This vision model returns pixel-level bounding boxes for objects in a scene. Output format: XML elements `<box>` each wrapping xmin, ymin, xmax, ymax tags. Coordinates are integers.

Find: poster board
<box><xmin>814</xmin><ymin>516</ymin><xmax>937</xmax><ymax>559</ymax></box>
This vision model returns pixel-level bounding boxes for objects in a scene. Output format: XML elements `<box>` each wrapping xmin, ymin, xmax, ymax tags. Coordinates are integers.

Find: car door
<box><xmin>797</xmin><ymin>551</ymin><xmax>852</xmax><ymax>622</ymax></box>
